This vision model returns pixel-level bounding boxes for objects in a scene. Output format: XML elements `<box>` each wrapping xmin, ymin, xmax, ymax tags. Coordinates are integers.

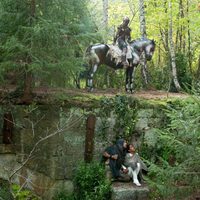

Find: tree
<box><xmin>103</xmin><ymin>0</ymin><xmax>109</xmax><ymax>36</ymax></box>
<box><xmin>169</xmin><ymin>0</ymin><xmax>181</xmax><ymax>91</ymax></box>
<box><xmin>138</xmin><ymin>0</ymin><xmax>148</xmax><ymax>86</ymax></box>
<box><xmin>0</xmin><ymin>0</ymin><xmax>99</xmax><ymax>101</ymax></box>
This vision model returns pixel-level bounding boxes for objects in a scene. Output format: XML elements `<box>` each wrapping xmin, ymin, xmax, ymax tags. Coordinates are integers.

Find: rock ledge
<box><xmin>112</xmin><ymin>182</ymin><xmax>149</xmax><ymax>200</ymax></box>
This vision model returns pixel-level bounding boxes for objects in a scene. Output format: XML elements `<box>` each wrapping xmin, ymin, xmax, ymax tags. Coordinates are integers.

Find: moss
<box><xmin>0</xmin><ymin>88</ymin><xmax>192</xmax><ymax>110</ymax></box>
<box><xmin>136</xmin><ymin>97</ymin><xmax>191</xmax><ymax>110</ymax></box>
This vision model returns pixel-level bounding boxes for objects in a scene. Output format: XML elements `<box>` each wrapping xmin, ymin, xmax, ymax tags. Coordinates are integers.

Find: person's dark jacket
<box><xmin>103</xmin><ymin>139</ymin><xmax>127</xmax><ymax>178</ymax></box>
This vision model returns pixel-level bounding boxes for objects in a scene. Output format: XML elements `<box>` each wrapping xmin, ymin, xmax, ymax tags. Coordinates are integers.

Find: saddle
<box><xmin>107</xmin><ymin>44</ymin><xmax>132</xmax><ymax>65</ymax></box>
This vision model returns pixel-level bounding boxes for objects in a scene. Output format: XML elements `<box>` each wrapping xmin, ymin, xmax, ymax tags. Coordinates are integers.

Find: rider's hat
<box><xmin>123</xmin><ymin>16</ymin><xmax>130</xmax><ymax>24</ymax></box>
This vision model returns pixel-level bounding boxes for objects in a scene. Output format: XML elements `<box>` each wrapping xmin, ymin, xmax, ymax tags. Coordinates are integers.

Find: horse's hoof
<box><xmin>87</xmin><ymin>87</ymin><xmax>94</xmax><ymax>92</ymax></box>
<box><xmin>125</xmin><ymin>89</ymin><xmax>130</xmax><ymax>93</ymax></box>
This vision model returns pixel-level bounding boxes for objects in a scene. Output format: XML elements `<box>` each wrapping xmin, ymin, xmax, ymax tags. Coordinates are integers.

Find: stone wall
<box><xmin>0</xmin><ymin>100</ymin><xmax>167</xmax><ymax>199</ymax></box>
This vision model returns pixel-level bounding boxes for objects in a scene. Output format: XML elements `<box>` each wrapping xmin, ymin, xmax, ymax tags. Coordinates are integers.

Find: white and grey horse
<box><xmin>85</xmin><ymin>38</ymin><xmax>156</xmax><ymax>92</ymax></box>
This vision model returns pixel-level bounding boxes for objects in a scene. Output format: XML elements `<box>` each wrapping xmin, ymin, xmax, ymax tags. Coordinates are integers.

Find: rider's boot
<box><xmin>122</xmin><ymin>47</ymin><xmax>129</xmax><ymax>68</ymax></box>
<box><xmin>122</xmin><ymin>55</ymin><xmax>129</xmax><ymax>69</ymax></box>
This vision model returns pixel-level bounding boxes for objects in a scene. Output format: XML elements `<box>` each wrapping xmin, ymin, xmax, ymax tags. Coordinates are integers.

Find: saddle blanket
<box><xmin>107</xmin><ymin>44</ymin><xmax>132</xmax><ymax>65</ymax></box>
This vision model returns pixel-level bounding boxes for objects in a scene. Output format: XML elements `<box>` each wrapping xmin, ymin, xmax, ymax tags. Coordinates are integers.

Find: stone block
<box><xmin>0</xmin><ymin>144</ymin><xmax>15</xmax><ymax>154</ymax></box>
<box><xmin>135</xmin><ymin>118</ymin><xmax>149</xmax><ymax>132</ymax></box>
<box><xmin>137</xmin><ymin>109</ymin><xmax>154</xmax><ymax>118</ymax></box>
<box><xmin>112</xmin><ymin>182</ymin><xmax>149</xmax><ymax>200</ymax></box>
<box><xmin>44</xmin><ymin>180</ymin><xmax>73</xmax><ymax>200</ymax></box>
<box><xmin>144</xmin><ymin>128</ymin><xmax>157</xmax><ymax>147</ymax></box>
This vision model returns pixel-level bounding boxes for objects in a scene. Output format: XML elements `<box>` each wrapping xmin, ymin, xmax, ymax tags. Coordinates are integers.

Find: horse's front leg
<box><xmin>125</xmin><ymin>68</ymin><xmax>130</xmax><ymax>93</ymax></box>
<box><xmin>125</xmin><ymin>67</ymin><xmax>135</xmax><ymax>93</ymax></box>
<box><xmin>87</xmin><ymin>64</ymin><xmax>98</xmax><ymax>92</ymax></box>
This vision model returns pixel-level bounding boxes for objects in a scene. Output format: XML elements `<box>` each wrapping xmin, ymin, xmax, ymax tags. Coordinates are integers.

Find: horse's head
<box><xmin>144</xmin><ymin>39</ymin><xmax>156</xmax><ymax>61</ymax></box>
<box><xmin>130</xmin><ymin>38</ymin><xmax>156</xmax><ymax>62</ymax></box>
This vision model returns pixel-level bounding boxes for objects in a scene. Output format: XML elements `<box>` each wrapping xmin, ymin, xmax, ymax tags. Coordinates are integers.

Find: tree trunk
<box><xmin>21</xmin><ymin>65</ymin><xmax>33</xmax><ymax>104</ymax></box>
<box><xmin>85</xmin><ymin>114</ymin><xmax>96</xmax><ymax>163</ymax></box>
<box><xmin>102</xmin><ymin>0</ymin><xmax>110</xmax><ymax>87</ymax></box>
<box><xmin>139</xmin><ymin>0</ymin><xmax>147</xmax><ymax>38</ymax></box>
<box><xmin>139</xmin><ymin>0</ymin><xmax>148</xmax><ymax>86</ymax></box>
<box><xmin>196</xmin><ymin>54</ymin><xmax>200</xmax><ymax>79</ymax></box>
<box><xmin>163</xmin><ymin>0</ymin><xmax>169</xmax><ymax>52</ymax></box>
<box><xmin>157</xmin><ymin>42</ymin><xmax>161</xmax><ymax>67</ymax></box>
<box><xmin>102</xmin><ymin>0</ymin><xmax>108</xmax><ymax>42</ymax></box>
<box><xmin>186</xmin><ymin>0</ymin><xmax>192</xmax><ymax>73</ymax></box>
<box><xmin>21</xmin><ymin>0</ymin><xmax>36</xmax><ymax>104</ymax></box>
<box><xmin>2</xmin><ymin>112</ymin><xmax>14</xmax><ymax>144</ymax></box>
<box><xmin>179</xmin><ymin>0</ymin><xmax>183</xmax><ymax>51</ymax></box>
<box><xmin>169</xmin><ymin>1</ymin><xmax>181</xmax><ymax>91</ymax></box>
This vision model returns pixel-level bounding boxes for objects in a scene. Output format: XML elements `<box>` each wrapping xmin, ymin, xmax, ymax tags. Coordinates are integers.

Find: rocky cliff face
<box><xmin>0</xmin><ymin>96</ymin><xmax>176</xmax><ymax>199</ymax></box>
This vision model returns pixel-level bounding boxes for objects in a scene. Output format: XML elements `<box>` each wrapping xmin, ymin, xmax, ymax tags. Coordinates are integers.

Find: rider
<box><xmin>114</xmin><ymin>16</ymin><xmax>131</xmax><ymax>68</ymax></box>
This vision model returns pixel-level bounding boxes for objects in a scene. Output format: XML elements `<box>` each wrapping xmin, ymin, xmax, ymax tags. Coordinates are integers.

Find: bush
<box><xmin>176</xmin><ymin>52</ymin><xmax>192</xmax><ymax>90</ymax></box>
<box><xmin>53</xmin><ymin>162</ymin><xmax>111</xmax><ymax>200</ymax></box>
<box><xmin>74</xmin><ymin>162</ymin><xmax>111</xmax><ymax>200</ymax></box>
<box><xmin>12</xmin><ymin>184</ymin><xmax>40</xmax><ymax>200</ymax></box>
<box><xmin>53</xmin><ymin>191</ymin><xmax>75</xmax><ymax>200</ymax></box>
<box><xmin>0</xmin><ymin>179</ymin><xmax>13</xmax><ymax>200</ymax></box>
<box><xmin>142</xmin><ymin>97</ymin><xmax>200</xmax><ymax>199</ymax></box>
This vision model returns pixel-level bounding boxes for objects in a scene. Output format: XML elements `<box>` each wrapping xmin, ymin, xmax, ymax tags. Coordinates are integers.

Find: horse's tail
<box><xmin>85</xmin><ymin>45</ymin><xmax>93</xmax><ymax>56</ymax></box>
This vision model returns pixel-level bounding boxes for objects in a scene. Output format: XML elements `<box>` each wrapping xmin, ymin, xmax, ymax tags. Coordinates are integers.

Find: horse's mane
<box><xmin>86</xmin><ymin>45</ymin><xmax>93</xmax><ymax>53</ymax></box>
<box><xmin>130</xmin><ymin>38</ymin><xmax>149</xmax><ymax>43</ymax></box>
<box><xmin>86</xmin><ymin>43</ymin><xmax>108</xmax><ymax>52</ymax></box>
<box><xmin>130</xmin><ymin>38</ymin><xmax>156</xmax><ymax>46</ymax></box>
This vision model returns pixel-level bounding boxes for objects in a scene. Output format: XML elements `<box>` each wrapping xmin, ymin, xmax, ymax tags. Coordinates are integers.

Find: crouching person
<box><xmin>125</xmin><ymin>144</ymin><xmax>148</xmax><ymax>186</ymax></box>
<box><xmin>102</xmin><ymin>139</ymin><xmax>130</xmax><ymax>182</ymax></box>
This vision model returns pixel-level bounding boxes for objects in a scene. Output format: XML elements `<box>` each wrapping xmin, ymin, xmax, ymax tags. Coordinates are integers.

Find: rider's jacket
<box><xmin>114</xmin><ymin>24</ymin><xmax>131</xmax><ymax>44</ymax></box>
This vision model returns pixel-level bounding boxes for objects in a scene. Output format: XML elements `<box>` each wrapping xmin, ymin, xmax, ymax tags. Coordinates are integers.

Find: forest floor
<box><xmin>0</xmin><ymin>86</ymin><xmax>189</xmax><ymax>105</ymax></box>
<box><xmin>63</xmin><ymin>88</ymin><xmax>188</xmax><ymax>99</ymax></box>
<box><xmin>32</xmin><ymin>87</ymin><xmax>189</xmax><ymax>100</ymax></box>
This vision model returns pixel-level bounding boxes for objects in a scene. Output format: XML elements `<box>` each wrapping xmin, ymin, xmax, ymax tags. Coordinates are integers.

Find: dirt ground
<box><xmin>0</xmin><ymin>86</ymin><xmax>189</xmax><ymax>104</ymax></box>
<box><xmin>32</xmin><ymin>87</ymin><xmax>189</xmax><ymax>99</ymax></box>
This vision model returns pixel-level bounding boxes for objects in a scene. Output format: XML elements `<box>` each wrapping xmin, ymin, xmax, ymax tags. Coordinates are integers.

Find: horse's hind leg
<box><xmin>87</xmin><ymin>64</ymin><xmax>98</xmax><ymax>92</ymax></box>
<box><xmin>129</xmin><ymin>67</ymin><xmax>135</xmax><ymax>93</ymax></box>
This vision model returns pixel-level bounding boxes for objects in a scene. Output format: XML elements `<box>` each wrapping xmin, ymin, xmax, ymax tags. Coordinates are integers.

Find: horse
<box><xmin>85</xmin><ymin>38</ymin><xmax>156</xmax><ymax>92</ymax></box>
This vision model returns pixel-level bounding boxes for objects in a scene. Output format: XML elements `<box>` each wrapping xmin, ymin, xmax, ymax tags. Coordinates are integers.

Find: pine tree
<box><xmin>0</xmin><ymin>0</ymin><xmax>99</xmax><ymax>102</ymax></box>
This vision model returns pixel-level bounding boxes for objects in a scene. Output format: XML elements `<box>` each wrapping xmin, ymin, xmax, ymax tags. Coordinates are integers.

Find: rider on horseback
<box><xmin>114</xmin><ymin>16</ymin><xmax>131</xmax><ymax>68</ymax></box>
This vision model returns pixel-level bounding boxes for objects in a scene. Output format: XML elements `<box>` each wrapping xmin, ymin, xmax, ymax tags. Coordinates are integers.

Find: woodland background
<box><xmin>0</xmin><ymin>0</ymin><xmax>200</xmax><ymax>98</ymax></box>
<box><xmin>0</xmin><ymin>1</ymin><xmax>200</xmax><ymax>200</ymax></box>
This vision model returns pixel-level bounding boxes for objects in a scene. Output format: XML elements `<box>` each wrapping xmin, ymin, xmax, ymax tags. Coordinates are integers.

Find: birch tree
<box><xmin>103</xmin><ymin>0</ymin><xmax>108</xmax><ymax>32</ymax></box>
<box><xmin>103</xmin><ymin>0</ymin><xmax>111</xmax><ymax>87</ymax></box>
<box><xmin>138</xmin><ymin>0</ymin><xmax>148</xmax><ymax>85</ymax></box>
<box><xmin>169</xmin><ymin>0</ymin><xmax>181</xmax><ymax>91</ymax></box>
<box><xmin>186</xmin><ymin>0</ymin><xmax>192</xmax><ymax>72</ymax></box>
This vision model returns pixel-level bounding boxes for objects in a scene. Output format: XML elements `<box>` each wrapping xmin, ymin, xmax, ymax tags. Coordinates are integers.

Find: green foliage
<box><xmin>175</xmin><ymin>52</ymin><xmax>192</xmax><ymax>90</ymax></box>
<box><xmin>98</xmin><ymin>97</ymin><xmax>113</xmax><ymax>139</ymax></box>
<box><xmin>0</xmin><ymin>181</ymin><xmax>39</xmax><ymax>200</ymax></box>
<box><xmin>113</xmin><ymin>95</ymin><xmax>137</xmax><ymax>139</ymax></box>
<box><xmin>12</xmin><ymin>184</ymin><xmax>39</xmax><ymax>200</ymax></box>
<box><xmin>98</xmin><ymin>95</ymin><xmax>137</xmax><ymax>140</ymax></box>
<box><xmin>73</xmin><ymin>162</ymin><xmax>111</xmax><ymax>200</ymax></box>
<box><xmin>0</xmin><ymin>179</ymin><xmax>13</xmax><ymax>200</ymax></box>
<box><xmin>0</xmin><ymin>0</ymin><xmax>200</xmax><ymax>91</ymax></box>
<box><xmin>141</xmin><ymin>96</ymin><xmax>200</xmax><ymax>199</ymax></box>
<box><xmin>53</xmin><ymin>191</ymin><xmax>75</xmax><ymax>200</ymax></box>
<box><xmin>0</xmin><ymin>0</ymin><xmax>100</xmax><ymax>88</ymax></box>
<box><xmin>170</xmin><ymin>52</ymin><xmax>193</xmax><ymax>92</ymax></box>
